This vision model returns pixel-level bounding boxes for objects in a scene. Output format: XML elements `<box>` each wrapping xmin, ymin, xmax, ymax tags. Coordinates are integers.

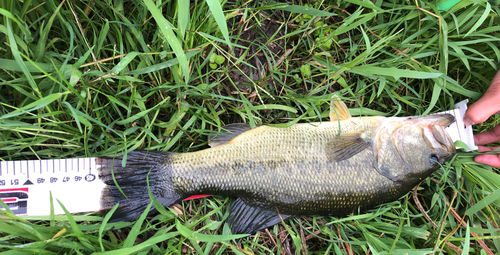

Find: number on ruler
<box><xmin>85</xmin><ymin>174</ymin><xmax>96</xmax><ymax>182</ymax></box>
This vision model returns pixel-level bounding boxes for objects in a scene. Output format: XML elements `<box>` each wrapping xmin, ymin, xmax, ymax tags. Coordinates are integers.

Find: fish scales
<box><xmin>98</xmin><ymin>97</ymin><xmax>456</xmax><ymax>234</ymax></box>
<box><xmin>166</xmin><ymin>117</ymin><xmax>402</xmax><ymax>215</ymax></box>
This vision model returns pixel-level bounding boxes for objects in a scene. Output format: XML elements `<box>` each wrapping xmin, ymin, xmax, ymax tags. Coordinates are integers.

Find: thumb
<box><xmin>464</xmin><ymin>70</ymin><xmax>500</xmax><ymax>125</ymax></box>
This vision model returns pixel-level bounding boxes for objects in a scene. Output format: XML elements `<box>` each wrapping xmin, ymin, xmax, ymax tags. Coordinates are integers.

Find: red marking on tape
<box><xmin>0</xmin><ymin>188</ymin><xmax>29</xmax><ymax>193</ymax></box>
<box><xmin>0</xmin><ymin>187</ymin><xmax>29</xmax><ymax>215</ymax></box>
<box><xmin>183</xmin><ymin>195</ymin><xmax>212</xmax><ymax>200</ymax></box>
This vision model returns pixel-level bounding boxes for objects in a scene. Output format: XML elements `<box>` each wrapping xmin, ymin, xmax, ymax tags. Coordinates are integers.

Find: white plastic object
<box><xmin>436</xmin><ymin>99</ymin><xmax>478</xmax><ymax>151</ymax></box>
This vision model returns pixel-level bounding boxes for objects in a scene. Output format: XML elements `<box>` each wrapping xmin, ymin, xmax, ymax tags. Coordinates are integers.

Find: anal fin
<box><xmin>227</xmin><ymin>198</ymin><xmax>294</xmax><ymax>234</ymax></box>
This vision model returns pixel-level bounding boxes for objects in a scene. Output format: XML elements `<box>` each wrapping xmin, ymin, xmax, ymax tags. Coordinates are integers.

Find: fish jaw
<box><xmin>398</xmin><ymin>114</ymin><xmax>456</xmax><ymax>164</ymax></box>
<box><xmin>372</xmin><ymin>114</ymin><xmax>456</xmax><ymax>183</ymax></box>
<box><xmin>421</xmin><ymin>114</ymin><xmax>456</xmax><ymax>163</ymax></box>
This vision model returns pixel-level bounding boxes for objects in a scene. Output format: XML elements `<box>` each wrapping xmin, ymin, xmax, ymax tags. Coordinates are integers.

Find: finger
<box><xmin>464</xmin><ymin>70</ymin><xmax>500</xmax><ymax>125</ymax></box>
<box><xmin>474</xmin><ymin>154</ymin><xmax>500</xmax><ymax>168</ymax></box>
<box><xmin>474</xmin><ymin>124</ymin><xmax>500</xmax><ymax>145</ymax></box>
<box><xmin>478</xmin><ymin>145</ymin><xmax>500</xmax><ymax>152</ymax></box>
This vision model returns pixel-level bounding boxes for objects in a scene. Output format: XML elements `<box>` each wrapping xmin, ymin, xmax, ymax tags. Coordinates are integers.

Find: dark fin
<box><xmin>326</xmin><ymin>132</ymin><xmax>371</xmax><ymax>162</ymax></box>
<box><xmin>97</xmin><ymin>150</ymin><xmax>181</xmax><ymax>222</ymax></box>
<box><xmin>227</xmin><ymin>198</ymin><xmax>294</xmax><ymax>234</ymax></box>
<box><xmin>330</xmin><ymin>95</ymin><xmax>351</xmax><ymax>121</ymax></box>
<box><xmin>208</xmin><ymin>123</ymin><xmax>252</xmax><ymax>147</ymax></box>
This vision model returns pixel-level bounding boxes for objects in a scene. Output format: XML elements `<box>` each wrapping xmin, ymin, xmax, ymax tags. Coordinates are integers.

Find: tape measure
<box><xmin>0</xmin><ymin>157</ymin><xmax>110</xmax><ymax>216</ymax></box>
<box><xmin>0</xmin><ymin>100</ymin><xmax>477</xmax><ymax>217</ymax></box>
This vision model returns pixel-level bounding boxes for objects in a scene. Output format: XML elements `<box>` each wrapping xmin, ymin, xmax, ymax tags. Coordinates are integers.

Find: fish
<box><xmin>97</xmin><ymin>96</ymin><xmax>456</xmax><ymax>234</ymax></box>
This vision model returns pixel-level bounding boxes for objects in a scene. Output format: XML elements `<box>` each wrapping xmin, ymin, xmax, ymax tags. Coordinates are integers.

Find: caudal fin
<box><xmin>97</xmin><ymin>150</ymin><xmax>181</xmax><ymax>222</ymax></box>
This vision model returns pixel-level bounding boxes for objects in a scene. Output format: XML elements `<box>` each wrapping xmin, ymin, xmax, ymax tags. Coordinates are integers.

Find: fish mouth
<box><xmin>404</xmin><ymin>113</ymin><xmax>455</xmax><ymax>127</ymax></box>
<box><xmin>374</xmin><ymin>113</ymin><xmax>457</xmax><ymax>154</ymax></box>
<box><xmin>406</xmin><ymin>114</ymin><xmax>456</xmax><ymax>151</ymax></box>
<box><xmin>421</xmin><ymin>114</ymin><xmax>457</xmax><ymax>157</ymax></box>
<box><xmin>432</xmin><ymin>114</ymin><xmax>455</xmax><ymax>128</ymax></box>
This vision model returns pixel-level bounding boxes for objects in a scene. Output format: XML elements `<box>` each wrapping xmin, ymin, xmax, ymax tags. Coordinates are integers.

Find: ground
<box><xmin>1</xmin><ymin>0</ymin><xmax>500</xmax><ymax>254</ymax></box>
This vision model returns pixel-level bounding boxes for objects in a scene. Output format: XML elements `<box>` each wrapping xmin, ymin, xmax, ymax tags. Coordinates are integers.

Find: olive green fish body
<box><xmin>98</xmin><ymin>98</ymin><xmax>456</xmax><ymax>234</ymax></box>
<box><xmin>168</xmin><ymin>117</ymin><xmax>402</xmax><ymax>216</ymax></box>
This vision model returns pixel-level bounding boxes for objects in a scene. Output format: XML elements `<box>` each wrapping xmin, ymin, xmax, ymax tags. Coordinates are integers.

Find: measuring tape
<box><xmin>0</xmin><ymin>157</ymin><xmax>109</xmax><ymax>216</ymax></box>
<box><xmin>0</xmin><ymin>100</ymin><xmax>477</xmax><ymax>217</ymax></box>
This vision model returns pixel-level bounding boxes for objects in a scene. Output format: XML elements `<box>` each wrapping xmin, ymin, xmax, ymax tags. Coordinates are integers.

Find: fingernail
<box><xmin>463</xmin><ymin>115</ymin><xmax>475</xmax><ymax>127</ymax></box>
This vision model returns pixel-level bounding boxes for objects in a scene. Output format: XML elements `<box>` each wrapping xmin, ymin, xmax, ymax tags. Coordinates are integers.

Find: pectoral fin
<box><xmin>208</xmin><ymin>123</ymin><xmax>252</xmax><ymax>147</ymax></box>
<box><xmin>330</xmin><ymin>95</ymin><xmax>352</xmax><ymax>121</ymax></box>
<box><xmin>227</xmin><ymin>198</ymin><xmax>294</xmax><ymax>234</ymax></box>
<box><xmin>326</xmin><ymin>132</ymin><xmax>371</xmax><ymax>162</ymax></box>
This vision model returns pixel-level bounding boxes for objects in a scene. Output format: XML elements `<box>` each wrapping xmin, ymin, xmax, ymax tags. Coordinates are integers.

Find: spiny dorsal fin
<box><xmin>326</xmin><ymin>132</ymin><xmax>371</xmax><ymax>162</ymax></box>
<box><xmin>227</xmin><ymin>198</ymin><xmax>294</xmax><ymax>234</ymax></box>
<box><xmin>208</xmin><ymin>123</ymin><xmax>252</xmax><ymax>147</ymax></box>
<box><xmin>330</xmin><ymin>95</ymin><xmax>351</xmax><ymax>121</ymax></box>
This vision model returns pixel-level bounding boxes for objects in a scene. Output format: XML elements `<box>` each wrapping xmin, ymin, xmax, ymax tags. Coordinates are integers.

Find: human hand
<box><xmin>464</xmin><ymin>70</ymin><xmax>500</xmax><ymax>167</ymax></box>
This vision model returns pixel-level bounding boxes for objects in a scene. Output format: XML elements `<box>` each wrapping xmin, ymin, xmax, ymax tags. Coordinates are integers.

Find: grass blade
<box><xmin>5</xmin><ymin>17</ymin><xmax>40</xmax><ymax>98</ymax></box>
<box><xmin>205</xmin><ymin>0</ymin><xmax>231</xmax><ymax>48</ymax></box>
<box><xmin>0</xmin><ymin>93</ymin><xmax>64</xmax><ymax>120</ymax></box>
<box><xmin>122</xmin><ymin>202</ymin><xmax>153</xmax><ymax>248</ymax></box>
<box><xmin>465</xmin><ymin>2</ymin><xmax>491</xmax><ymax>37</ymax></box>
<box><xmin>178</xmin><ymin>0</ymin><xmax>189</xmax><ymax>37</ymax></box>
<box><xmin>143</xmin><ymin>0</ymin><xmax>190</xmax><ymax>83</ymax></box>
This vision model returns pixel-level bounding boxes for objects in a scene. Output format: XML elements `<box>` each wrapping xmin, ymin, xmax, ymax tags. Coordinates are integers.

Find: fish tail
<box><xmin>97</xmin><ymin>150</ymin><xmax>181</xmax><ymax>222</ymax></box>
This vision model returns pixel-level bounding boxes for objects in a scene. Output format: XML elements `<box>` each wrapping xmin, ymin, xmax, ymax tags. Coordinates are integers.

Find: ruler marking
<box><xmin>8</xmin><ymin>161</ymin><xmax>13</xmax><ymax>175</ymax></box>
<box><xmin>91</xmin><ymin>158</ymin><xmax>97</xmax><ymax>180</ymax></box>
<box><xmin>41</xmin><ymin>160</ymin><xmax>47</xmax><ymax>185</ymax></box>
<box><xmin>34</xmin><ymin>160</ymin><xmax>40</xmax><ymax>178</ymax></box>
<box><xmin>0</xmin><ymin>161</ymin><xmax>3</xmax><ymax>187</ymax></box>
<box><xmin>25</xmin><ymin>160</ymin><xmax>29</xmax><ymax>180</ymax></box>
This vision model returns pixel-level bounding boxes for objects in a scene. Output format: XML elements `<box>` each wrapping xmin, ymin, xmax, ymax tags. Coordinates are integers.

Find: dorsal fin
<box><xmin>330</xmin><ymin>95</ymin><xmax>351</xmax><ymax>121</ymax></box>
<box><xmin>208</xmin><ymin>123</ymin><xmax>252</xmax><ymax>147</ymax></box>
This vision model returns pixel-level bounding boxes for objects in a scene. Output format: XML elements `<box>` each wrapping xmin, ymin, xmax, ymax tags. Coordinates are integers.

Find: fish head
<box><xmin>374</xmin><ymin>114</ymin><xmax>456</xmax><ymax>183</ymax></box>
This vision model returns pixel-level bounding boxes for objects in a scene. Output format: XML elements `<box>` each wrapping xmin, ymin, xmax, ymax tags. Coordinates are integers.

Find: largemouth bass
<box><xmin>98</xmin><ymin>97</ymin><xmax>456</xmax><ymax>234</ymax></box>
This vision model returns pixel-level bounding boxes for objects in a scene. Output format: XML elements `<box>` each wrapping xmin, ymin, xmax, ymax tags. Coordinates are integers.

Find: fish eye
<box><xmin>429</xmin><ymin>154</ymin><xmax>439</xmax><ymax>164</ymax></box>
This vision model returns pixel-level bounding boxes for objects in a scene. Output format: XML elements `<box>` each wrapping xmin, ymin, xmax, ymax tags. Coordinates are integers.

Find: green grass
<box><xmin>1</xmin><ymin>0</ymin><xmax>500</xmax><ymax>254</ymax></box>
